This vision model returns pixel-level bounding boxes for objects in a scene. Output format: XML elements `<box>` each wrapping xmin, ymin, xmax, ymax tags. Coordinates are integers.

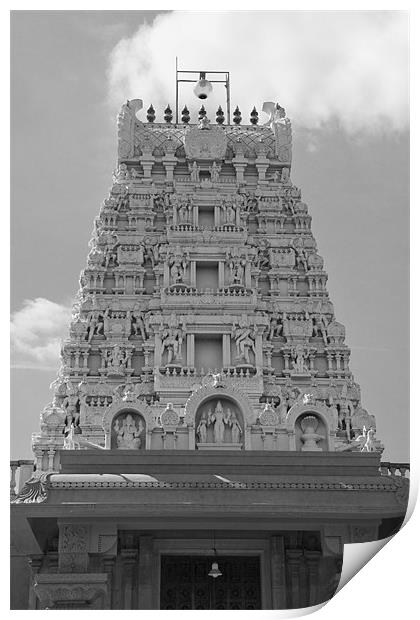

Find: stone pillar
<box><xmin>162</xmin><ymin>155</ymin><xmax>177</xmax><ymax>182</ymax></box>
<box><xmin>255</xmin><ymin>333</ymin><xmax>263</xmax><ymax>368</ymax></box>
<box><xmin>305</xmin><ymin>550</ymin><xmax>321</xmax><ymax>606</ymax></box>
<box><xmin>187</xmin><ymin>334</ymin><xmax>195</xmax><ymax>367</ymax></box>
<box><xmin>244</xmin><ymin>262</ymin><xmax>251</xmax><ymax>287</ymax></box>
<box><xmin>10</xmin><ymin>462</ymin><xmax>18</xmax><ymax>499</ymax></box>
<box><xmin>286</xmin><ymin>549</ymin><xmax>303</xmax><ymax>608</ymax></box>
<box><xmin>270</xmin><ymin>536</ymin><xmax>286</xmax><ymax>609</ymax></box>
<box><xmin>58</xmin><ymin>523</ymin><xmax>89</xmax><ymax>573</ymax></box>
<box><xmin>223</xmin><ymin>334</ymin><xmax>231</xmax><ymax>367</ymax></box>
<box><xmin>232</xmin><ymin>157</ymin><xmax>247</xmax><ymax>184</ymax></box>
<box><xmin>28</xmin><ymin>555</ymin><xmax>44</xmax><ymax>609</ymax></box>
<box><xmin>139</xmin><ymin>155</ymin><xmax>155</xmax><ymax>178</ymax></box>
<box><xmin>102</xmin><ymin>556</ymin><xmax>116</xmax><ymax>609</ymax></box>
<box><xmin>255</xmin><ymin>156</ymin><xmax>269</xmax><ymax>182</ymax></box>
<box><xmin>218</xmin><ymin>261</ymin><xmax>225</xmax><ymax>288</ymax></box>
<box><xmin>121</xmin><ymin>549</ymin><xmax>138</xmax><ymax>609</ymax></box>
<box><xmin>138</xmin><ymin>536</ymin><xmax>154</xmax><ymax>609</ymax></box>
<box><xmin>154</xmin><ymin>333</ymin><xmax>162</xmax><ymax>367</ymax></box>
<box><xmin>190</xmin><ymin>261</ymin><xmax>197</xmax><ymax>288</ymax></box>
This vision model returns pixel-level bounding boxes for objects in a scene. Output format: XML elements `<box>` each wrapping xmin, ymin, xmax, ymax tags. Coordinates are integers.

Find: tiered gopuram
<box><xmin>11</xmin><ymin>96</ymin><xmax>408</xmax><ymax>611</ymax></box>
<box><xmin>32</xmin><ymin>100</ymin><xmax>380</xmax><ymax>464</ymax></box>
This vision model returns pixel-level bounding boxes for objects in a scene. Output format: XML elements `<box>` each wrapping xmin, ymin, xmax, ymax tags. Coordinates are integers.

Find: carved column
<box><xmin>270</xmin><ymin>536</ymin><xmax>286</xmax><ymax>609</ymax></box>
<box><xmin>187</xmin><ymin>334</ymin><xmax>195</xmax><ymax>367</ymax></box>
<box><xmin>121</xmin><ymin>549</ymin><xmax>138</xmax><ymax>609</ymax></box>
<box><xmin>138</xmin><ymin>536</ymin><xmax>154</xmax><ymax>609</ymax></box>
<box><xmin>58</xmin><ymin>523</ymin><xmax>89</xmax><ymax>573</ymax></box>
<box><xmin>232</xmin><ymin>157</ymin><xmax>247</xmax><ymax>184</ymax></box>
<box><xmin>139</xmin><ymin>155</ymin><xmax>155</xmax><ymax>178</ymax></box>
<box><xmin>304</xmin><ymin>550</ymin><xmax>321</xmax><ymax>606</ymax></box>
<box><xmin>190</xmin><ymin>261</ymin><xmax>197</xmax><ymax>287</ymax></box>
<box><xmin>286</xmin><ymin>549</ymin><xmax>303</xmax><ymax>608</ymax></box>
<box><xmin>218</xmin><ymin>261</ymin><xmax>225</xmax><ymax>288</ymax></box>
<box><xmin>255</xmin><ymin>333</ymin><xmax>263</xmax><ymax>368</ymax></box>
<box><xmin>223</xmin><ymin>334</ymin><xmax>231</xmax><ymax>367</ymax></box>
<box><xmin>162</xmin><ymin>155</ymin><xmax>177</xmax><ymax>182</ymax></box>
<box><xmin>255</xmin><ymin>156</ymin><xmax>269</xmax><ymax>182</ymax></box>
<box><xmin>10</xmin><ymin>461</ymin><xmax>18</xmax><ymax>499</ymax></box>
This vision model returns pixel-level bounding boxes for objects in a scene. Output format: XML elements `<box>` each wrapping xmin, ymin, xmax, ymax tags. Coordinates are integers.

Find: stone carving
<box><xmin>189</xmin><ymin>161</ymin><xmax>200</xmax><ymax>182</ymax></box>
<box><xmin>291</xmin><ymin>344</ymin><xmax>310</xmax><ymax>373</ymax></box>
<box><xmin>104</xmin><ymin>345</ymin><xmax>129</xmax><ymax>376</ymax></box>
<box><xmin>184</xmin><ymin>124</ymin><xmax>227</xmax><ymax>160</ymax></box>
<box><xmin>160</xmin><ymin>314</ymin><xmax>185</xmax><ymax>366</ymax></box>
<box><xmin>30</xmin><ymin>90</ymin><xmax>381</xmax><ymax>469</ymax></box>
<box><xmin>114</xmin><ymin>413</ymin><xmax>144</xmax><ymax>449</ymax></box>
<box><xmin>300</xmin><ymin>415</ymin><xmax>324</xmax><ymax>451</ymax></box>
<box><xmin>210</xmin><ymin>161</ymin><xmax>221</xmax><ymax>182</ymax></box>
<box><xmin>196</xmin><ymin>401</ymin><xmax>242</xmax><ymax>445</ymax></box>
<box><xmin>117</xmin><ymin>99</ymin><xmax>143</xmax><ymax>159</ymax></box>
<box><xmin>160</xmin><ymin>403</ymin><xmax>179</xmax><ymax>427</ymax></box>
<box><xmin>12</xmin><ymin>473</ymin><xmax>49</xmax><ymax>504</ymax></box>
<box><xmin>259</xmin><ymin>402</ymin><xmax>280</xmax><ymax>426</ymax></box>
<box><xmin>232</xmin><ymin>316</ymin><xmax>256</xmax><ymax>365</ymax></box>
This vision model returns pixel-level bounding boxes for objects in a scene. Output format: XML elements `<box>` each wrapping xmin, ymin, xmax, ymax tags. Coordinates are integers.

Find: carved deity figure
<box><xmin>160</xmin><ymin>314</ymin><xmax>184</xmax><ymax>365</ymax></box>
<box><xmin>197</xmin><ymin>413</ymin><xmax>209</xmax><ymax>444</ymax></box>
<box><xmin>229</xmin><ymin>411</ymin><xmax>242</xmax><ymax>444</ymax></box>
<box><xmin>189</xmin><ymin>161</ymin><xmax>200</xmax><ymax>182</ymax></box>
<box><xmin>105</xmin><ymin>344</ymin><xmax>128</xmax><ymax>373</ymax></box>
<box><xmin>291</xmin><ymin>344</ymin><xmax>309</xmax><ymax>373</ymax></box>
<box><xmin>267</xmin><ymin>313</ymin><xmax>283</xmax><ymax>340</ymax></box>
<box><xmin>130</xmin><ymin>306</ymin><xmax>148</xmax><ymax>340</ymax></box>
<box><xmin>210</xmin><ymin>401</ymin><xmax>230</xmax><ymax>444</ymax></box>
<box><xmin>293</xmin><ymin>237</ymin><xmax>308</xmax><ymax>270</ymax></box>
<box><xmin>114</xmin><ymin>414</ymin><xmax>143</xmax><ymax>449</ymax></box>
<box><xmin>312</xmin><ymin>313</ymin><xmax>329</xmax><ymax>346</ymax></box>
<box><xmin>210</xmin><ymin>161</ymin><xmax>221</xmax><ymax>183</ymax></box>
<box><xmin>232</xmin><ymin>317</ymin><xmax>257</xmax><ymax>365</ymax></box>
<box><xmin>228</xmin><ymin>256</ymin><xmax>244</xmax><ymax>285</ymax></box>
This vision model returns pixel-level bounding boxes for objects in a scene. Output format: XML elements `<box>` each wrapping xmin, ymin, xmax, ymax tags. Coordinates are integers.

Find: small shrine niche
<box><xmin>111</xmin><ymin>410</ymin><xmax>146</xmax><ymax>450</ymax></box>
<box><xmin>195</xmin><ymin>397</ymin><xmax>244</xmax><ymax>449</ymax></box>
<box><xmin>294</xmin><ymin>413</ymin><xmax>327</xmax><ymax>452</ymax></box>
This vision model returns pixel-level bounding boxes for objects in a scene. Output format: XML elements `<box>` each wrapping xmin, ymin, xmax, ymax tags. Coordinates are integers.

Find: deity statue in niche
<box><xmin>160</xmin><ymin>314</ymin><xmax>185</xmax><ymax>365</ymax></box>
<box><xmin>113</xmin><ymin>413</ymin><xmax>144</xmax><ymax>449</ymax></box>
<box><xmin>105</xmin><ymin>344</ymin><xmax>129</xmax><ymax>375</ymax></box>
<box><xmin>291</xmin><ymin>344</ymin><xmax>310</xmax><ymax>373</ymax></box>
<box><xmin>232</xmin><ymin>316</ymin><xmax>257</xmax><ymax>365</ymax></box>
<box><xmin>196</xmin><ymin>400</ymin><xmax>243</xmax><ymax>445</ymax></box>
<box><xmin>210</xmin><ymin>161</ymin><xmax>221</xmax><ymax>183</ymax></box>
<box><xmin>189</xmin><ymin>161</ymin><xmax>200</xmax><ymax>182</ymax></box>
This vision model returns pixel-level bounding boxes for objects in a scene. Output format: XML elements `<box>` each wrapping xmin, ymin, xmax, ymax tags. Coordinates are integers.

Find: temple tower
<box><xmin>32</xmin><ymin>98</ymin><xmax>379</xmax><ymax>464</ymax></box>
<box><xmin>11</xmin><ymin>81</ymin><xmax>408</xmax><ymax>611</ymax></box>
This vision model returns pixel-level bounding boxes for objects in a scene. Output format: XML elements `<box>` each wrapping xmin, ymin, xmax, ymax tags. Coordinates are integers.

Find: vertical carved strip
<box><xmin>270</xmin><ymin>536</ymin><xmax>286</xmax><ymax>609</ymax></box>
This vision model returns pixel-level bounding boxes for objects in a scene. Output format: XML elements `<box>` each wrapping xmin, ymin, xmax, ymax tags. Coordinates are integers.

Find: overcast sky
<box><xmin>10</xmin><ymin>10</ymin><xmax>409</xmax><ymax>461</ymax></box>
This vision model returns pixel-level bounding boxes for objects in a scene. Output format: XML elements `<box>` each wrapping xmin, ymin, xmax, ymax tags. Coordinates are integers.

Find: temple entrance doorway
<box><xmin>160</xmin><ymin>555</ymin><xmax>262</xmax><ymax>610</ymax></box>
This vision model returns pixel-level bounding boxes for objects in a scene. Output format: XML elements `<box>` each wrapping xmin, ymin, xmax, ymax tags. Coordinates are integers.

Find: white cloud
<box><xmin>107</xmin><ymin>11</ymin><xmax>408</xmax><ymax>135</ymax></box>
<box><xmin>11</xmin><ymin>298</ymin><xmax>72</xmax><ymax>370</ymax></box>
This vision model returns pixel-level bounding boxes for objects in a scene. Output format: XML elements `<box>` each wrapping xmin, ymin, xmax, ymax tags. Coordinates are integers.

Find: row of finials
<box><xmin>145</xmin><ymin>103</ymin><xmax>261</xmax><ymax>126</ymax></box>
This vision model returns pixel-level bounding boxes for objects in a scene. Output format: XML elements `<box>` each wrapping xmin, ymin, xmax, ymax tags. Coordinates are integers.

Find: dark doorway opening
<box><xmin>160</xmin><ymin>555</ymin><xmax>261</xmax><ymax>610</ymax></box>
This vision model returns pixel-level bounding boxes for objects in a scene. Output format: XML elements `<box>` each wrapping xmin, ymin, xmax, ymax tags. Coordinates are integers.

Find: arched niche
<box><xmin>102</xmin><ymin>400</ymin><xmax>155</xmax><ymax>449</ymax></box>
<box><xmin>195</xmin><ymin>396</ymin><xmax>244</xmax><ymax>448</ymax></box>
<box><xmin>110</xmin><ymin>409</ymin><xmax>146</xmax><ymax>450</ymax></box>
<box><xmin>286</xmin><ymin>403</ymin><xmax>333</xmax><ymax>452</ymax></box>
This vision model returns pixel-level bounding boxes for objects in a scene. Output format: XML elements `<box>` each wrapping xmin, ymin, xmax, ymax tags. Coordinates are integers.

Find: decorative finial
<box><xmin>198</xmin><ymin>105</ymin><xmax>207</xmax><ymax>120</ymax></box>
<box><xmin>146</xmin><ymin>105</ymin><xmax>155</xmax><ymax>123</ymax></box>
<box><xmin>181</xmin><ymin>105</ymin><xmax>190</xmax><ymax>124</ymax></box>
<box><xmin>164</xmin><ymin>105</ymin><xmax>173</xmax><ymax>123</ymax></box>
<box><xmin>233</xmin><ymin>106</ymin><xmax>242</xmax><ymax>125</ymax></box>
<box><xmin>250</xmin><ymin>106</ymin><xmax>258</xmax><ymax>125</ymax></box>
<box><xmin>215</xmin><ymin>106</ymin><xmax>225</xmax><ymax>125</ymax></box>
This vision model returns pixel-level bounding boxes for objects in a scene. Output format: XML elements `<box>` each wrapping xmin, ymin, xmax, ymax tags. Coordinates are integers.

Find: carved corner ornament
<box><xmin>12</xmin><ymin>473</ymin><xmax>50</xmax><ymax>504</ymax></box>
<box><xmin>33</xmin><ymin>573</ymin><xmax>108</xmax><ymax>609</ymax></box>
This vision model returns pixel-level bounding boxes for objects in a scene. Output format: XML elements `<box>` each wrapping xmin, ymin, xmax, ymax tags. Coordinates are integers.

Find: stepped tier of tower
<box><xmin>32</xmin><ymin>99</ymin><xmax>381</xmax><ymax>472</ymax></box>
